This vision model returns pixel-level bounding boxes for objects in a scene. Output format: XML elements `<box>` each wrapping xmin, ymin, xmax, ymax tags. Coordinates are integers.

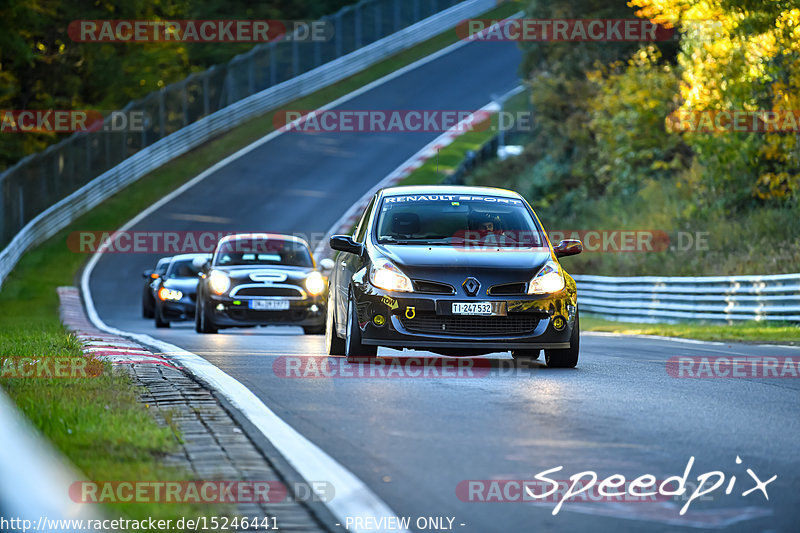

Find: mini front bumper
<box><xmin>206</xmin><ymin>294</ymin><xmax>326</xmax><ymax>328</ymax></box>
<box><xmin>351</xmin><ymin>283</ymin><xmax>578</xmax><ymax>353</ymax></box>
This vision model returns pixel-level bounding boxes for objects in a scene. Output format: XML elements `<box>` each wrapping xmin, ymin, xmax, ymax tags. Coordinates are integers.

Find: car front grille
<box><xmin>412</xmin><ymin>279</ymin><xmax>456</xmax><ymax>294</ymax></box>
<box><xmin>399</xmin><ymin>313</ymin><xmax>539</xmax><ymax>337</ymax></box>
<box><xmin>488</xmin><ymin>282</ymin><xmax>527</xmax><ymax>296</ymax></box>
<box><xmin>232</xmin><ymin>286</ymin><xmax>303</xmax><ymax>298</ymax></box>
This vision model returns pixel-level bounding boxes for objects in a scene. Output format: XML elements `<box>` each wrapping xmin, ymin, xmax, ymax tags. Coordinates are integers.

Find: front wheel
<box><xmin>195</xmin><ymin>298</ymin><xmax>218</xmax><ymax>334</ymax></box>
<box><xmin>325</xmin><ymin>291</ymin><xmax>345</xmax><ymax>355</ymax></box>
<box><xmin>345</xmin><ymin>296</ymin><xmax>377</xmax><ymax>362</ymax></box>
<box><xmin>142</xmin><ymin>293</ymin><xmax>155</xmax><ymax>319</ymax></box>
<box><xmin>544</xmin><ymin>313</ymin><xmax>579</xmax><ymax>368</ymax></box>
<box><xmin>154</xmin><ymin>303</ymin><xmax>170</xmax><ymax>328</ymax></box>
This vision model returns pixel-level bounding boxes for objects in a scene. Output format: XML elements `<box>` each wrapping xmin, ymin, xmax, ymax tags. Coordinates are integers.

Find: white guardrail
<box><xmin>0</xmin><ymin>0</ymin><xmax>497</xmax><ymax>289</ymax></box>
<box><xmin>0</xmin><ymin>387</ymin><xmax>103</xmax><ymax>530</ymax></box>
<box><xmin>574</xmin><ymin>273</ymin><xmax>800</xmax><ymax>323</ymax></box>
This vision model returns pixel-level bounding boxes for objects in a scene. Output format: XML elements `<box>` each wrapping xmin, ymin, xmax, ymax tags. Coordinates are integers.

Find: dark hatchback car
<box><xmin>153</xmin><ymin>253</ymin><xmax>210</xmax><ymax>328</ymax></box>
<box><xmin>325</xmin><ymin>185</ymin><xmax>583</xmax><ymax>367</ymax></box>
<box><xmin>195</xmin><ymin>233</ymin><xmax>334</xmax><ymax>334</ymax></box>
<box><xmin>141</xmin><ymin>256</ymin><xmax>171</xmax><ymax>318</ymax></box>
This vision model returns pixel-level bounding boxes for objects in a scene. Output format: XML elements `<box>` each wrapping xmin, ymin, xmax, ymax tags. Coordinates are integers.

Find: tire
<box><xmin>511</xmin><ymin>349</ymin><xmax>540</xmax><ymax>361</ymax></box>
<box><xmin>154</xmin><ymin>303</ymin><xmax>170</xmax><ymax>328</ymax></box>
<box><xmin>195</xmin><ymin>298</ymin><xmax>218</xmax><ymax>334</ymax></box>
<box><xmin>142</xmin><ymin>292</ymin><xmax>154</xmax><ymax>319</ymax></box>
<box><xmin>142</xmin><ymin>287</ymin><xmax>156</xmax><ymax>318</ymax></box>
<box><xmin>345</xmin><ymin>295</ymin><xmax>377</xmax><ymax>362</ymax></box>
<box><xmin>325</xmin><ymin>291</ymin><xmax>345</xmax><ymax>356</ymax></box>
<box><xmin>544</xmin><ymin>313</ymin><xmax>579</xmax><ymax>368</ymax></box>
<box><xmin>303</xmin><ymin>325</ymin><xmax>325</xmax><ymax>335</ymax></box>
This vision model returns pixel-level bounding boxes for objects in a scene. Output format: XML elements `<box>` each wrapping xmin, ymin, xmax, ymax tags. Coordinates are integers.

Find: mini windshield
<box><xmin>375</xmin><ymin>194</ymin><xmax>545</xmax><ymax>247</ymax></box>
<box><xmin>214</xmin><ymin>238</ymin><xmax>313</xmax><ymax>267</ymax></box>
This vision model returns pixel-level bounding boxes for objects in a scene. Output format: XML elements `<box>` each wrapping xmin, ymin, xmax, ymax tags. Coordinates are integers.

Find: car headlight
<box><xmin>369</xmin><ymin>259</ymin><xmax>413</xmax><ymax>292</ymax></box>
<box><xmin>527</xmin><ymin>261</ymin><xmax>565</xmax><ymax>294</ymax></box>
<box><xmin>305</xmin><ymin>271</ymin><xmax>326</xmax><ymax>296</ymax></box>
<box><xmin>158</xmin><ymin>287</ymin><xmax>183</xmax><ymax>301</ymax></box>
<box><xmin>208</xmin><ymin>270</ymin><xmax>231</xmax><ymax>295</ymax></box>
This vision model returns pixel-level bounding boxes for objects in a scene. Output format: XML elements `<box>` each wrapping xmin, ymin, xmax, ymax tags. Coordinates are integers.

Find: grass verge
<box><xmin>0</xmin><ymin>1</ymin><xmax>522</xmax><ymax>522</ymax></box>
<box><xmin>582</xmin><ymin>315</ymin><xmax>800</xmax><ymax>345</ymax></box>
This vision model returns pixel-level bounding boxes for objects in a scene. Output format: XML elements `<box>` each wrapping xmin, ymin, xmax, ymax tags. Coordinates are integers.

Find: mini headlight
<box><xmin>369</xmin><ymin>259</ymin><xmax>413</xmax><ymax>292</ymax></box>
<box><xmin>208</xmin><ymin>270</ymin><xmax>231</xmax><ymax>295</ymax></box>
<box><xmin>158</xmin><ymin>287</ymin><xmax>183</xmax><ymax>301</ymax></box>
<box><xmin>527</xmin><ymin>261</ymin><xmax>565</xmax><ymax>294</ymax></box>
<box><xmin>305</xmin><ymin>271</ymin><xmax>326</xmax><ymax>296</ymax></box>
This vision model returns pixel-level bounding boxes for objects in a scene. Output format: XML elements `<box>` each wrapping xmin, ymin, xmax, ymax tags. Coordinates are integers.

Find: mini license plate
<box><xmin>451</xmin><ymin>302</ymin><xmax>506</xmax><ymax>316</ymax></box>
<box><xmin>249</xmin><ymin>299</ymin><xmax>290</xmax><ymax>311</ymax></box>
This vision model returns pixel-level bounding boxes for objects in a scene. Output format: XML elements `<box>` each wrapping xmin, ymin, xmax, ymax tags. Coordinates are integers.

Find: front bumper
<box><xmin>160</xmin><ymin>297</ymin><xmax>196</xmax><ymax>322</ymax></box>
<box><xmin>351</xmin><ymin>281</ymin><xmax>578</xmax><ymax>353</ymax></box>
<box><xmin>206</xmin><ymin>294</ymin><xmax>325</xmax><ymax>328</ymax></box>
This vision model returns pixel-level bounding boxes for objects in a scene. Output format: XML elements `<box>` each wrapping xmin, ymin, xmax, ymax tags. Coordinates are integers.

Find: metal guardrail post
<box><xmin>158</xmin><ymin>89</ymin><xmax>166</xmax><ymax>140</ymax></box>
<box><xmin>393</xmin><ymin>0</ymin><xmax>401</xmax><ymax>32</ymax></box>
<box><xmin>335</xmin><ymin>12</ymin><xmax>344</xmax><ymax>58</ymax></box>
<box><xmin>355</xmin><ymin>3</ymin><xmax>363</xmax><ymax>49</ymax></box>
<box><xmin>375</xmin><ymin>2</ymin><xmax>382</xmax><ymax>39</ymax></box>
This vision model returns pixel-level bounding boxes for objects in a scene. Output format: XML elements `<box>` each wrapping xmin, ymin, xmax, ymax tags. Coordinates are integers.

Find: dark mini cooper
<box><xmin>195</xmin><ymin>233</ymin><xmax>333</xmax><ymax>334</ymax></box>
<box><xmin>325</xmin><ymin>186</ymin><xmax>583</xmax><ymax>367</ymax></box>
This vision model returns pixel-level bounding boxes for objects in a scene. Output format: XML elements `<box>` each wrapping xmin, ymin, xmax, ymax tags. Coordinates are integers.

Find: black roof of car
<box><xmin>379</xmin><ymin>185</ymin><xmax>523</xmax><ymax>199</ymax></box>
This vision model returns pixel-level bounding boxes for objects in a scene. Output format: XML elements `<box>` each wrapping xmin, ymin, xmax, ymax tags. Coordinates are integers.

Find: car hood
<box><xmin>214</xmin><ymin>265</ymin><xmax>313</xmax><ymax>284</ymax></box>
<box><xmin>162</xmin><ymin>277</ymin><xmax>200</xmax><ymax>293</ymax></box>
<box><xmin>373</xmin><ymin>244</ymin><xmax>553</xmax><ymax>288</ymax></box>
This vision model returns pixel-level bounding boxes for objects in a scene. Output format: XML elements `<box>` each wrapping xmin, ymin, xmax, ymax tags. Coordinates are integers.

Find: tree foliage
<box><xmin>501</xmin><ymin>0</ymin><xmax>799</xmax><ymax>218</ymax></box>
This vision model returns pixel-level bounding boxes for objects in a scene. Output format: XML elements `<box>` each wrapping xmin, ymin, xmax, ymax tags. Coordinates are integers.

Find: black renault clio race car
<box><xmin>195</xmin><ymin>233</ymin><xmax>333</xmax><ymax>334</ymax></box>
<box><xmin>325</xmin><ymin>186</ymin><xmax>583</xmax><ymax>367</ymax></box>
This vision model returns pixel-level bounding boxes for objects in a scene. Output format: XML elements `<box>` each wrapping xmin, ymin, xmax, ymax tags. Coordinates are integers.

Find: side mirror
<box><xmin>330</xmin><ymin>235</ymin><xmax>364</xmax><ymax>256</ymax></box>
<box><xmin>201</xmin><ymin>260</ymin><xmax>211</xmax><ymax>273</ymax></box>
<box><xmin>142</xmin><ymin>269</ymin><xmax>155</xmax><ymax>279</ymax></box>
<box><xmin>554</xmin><ymin>239</ymin><xmax>583</xmax><ymax>258</ymax></box>
<box><xmin>319</xmin><ymin>258</ymin><xmax>335</xmax><ymax>272</ymax></box>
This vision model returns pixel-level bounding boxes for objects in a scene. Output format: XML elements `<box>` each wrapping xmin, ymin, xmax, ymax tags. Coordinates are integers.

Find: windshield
<box><xmin>213</xmin><ymin>238</ymin><xmax>313</xmax><ymax>267</ymax></box>
<box><xmin>155</xmin><ymin>258</ymin><xmax>171</xmax><ymax>275</ymax></box>
<box><xmin>374</xmin><ymin>194</ymin><xmax>545</xmax><ymax>248</ymax></box>
<box><xmin>166</xmin><ymin>258</ymin><xmax>202</xmax><ymax>278</ymax></box>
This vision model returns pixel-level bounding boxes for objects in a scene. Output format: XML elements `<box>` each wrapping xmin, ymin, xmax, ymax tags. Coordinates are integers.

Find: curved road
<box><xmin>88</xmin><ymin>39</ymin><xmax>800</xmax><ymax>532</ymax></box>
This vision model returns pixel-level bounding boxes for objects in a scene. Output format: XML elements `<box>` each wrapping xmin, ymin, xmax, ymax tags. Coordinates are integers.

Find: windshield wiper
<box><xmin>378</xmin><ymin>238</ymin><xmax>450</xmax><ymax>245</ymax></box>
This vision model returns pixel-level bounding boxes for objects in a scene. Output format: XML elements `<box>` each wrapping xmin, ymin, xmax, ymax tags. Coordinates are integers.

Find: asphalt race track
<box><xmin>88</xmin><ymin>39</ymin><xmax>800</xmax><ymax>532</ymax></box>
